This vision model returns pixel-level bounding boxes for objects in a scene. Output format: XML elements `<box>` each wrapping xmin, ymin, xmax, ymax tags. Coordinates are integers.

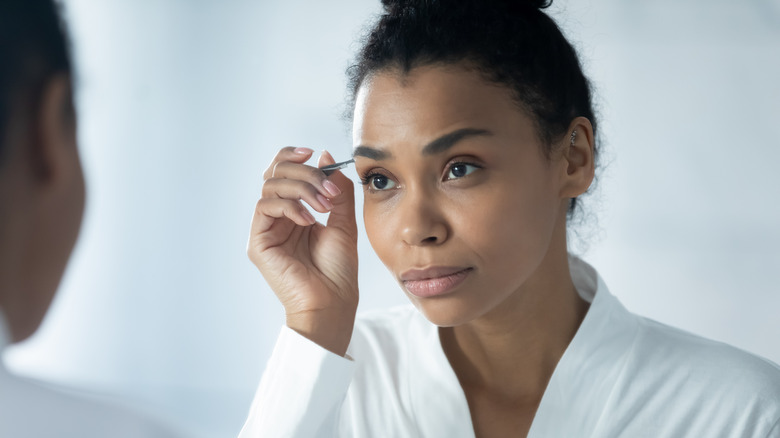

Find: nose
<box><xmin>399</xmin><ymin>189</ymin><xmax>449</xmax><ymax>246</ymax></box>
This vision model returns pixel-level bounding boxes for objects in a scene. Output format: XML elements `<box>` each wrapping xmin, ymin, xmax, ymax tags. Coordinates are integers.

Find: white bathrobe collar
<box><xmin>406</xmin><ymin>256</ymin><xmax>639</xmax><ymax>437</ymax></box>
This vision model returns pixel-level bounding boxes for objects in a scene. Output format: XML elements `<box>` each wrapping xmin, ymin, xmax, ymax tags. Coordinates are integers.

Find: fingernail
<box><xmin>294</xmin><ymin>147</ymin><xmax>313</xmax><ymax>155</ymax></box>
<box><xmin>302</xmin><ymin>209</ymin><xmax>316</xmax><ymax>224</ymax></box>
<box><xmin>323</xmin><ymin>180</ymin><xmax>342</xmax><ymax>197</ymax></box>
<box><xmin>316</xmin><ymin>194</ymin><xmax>333</xmax><ymax>210</ymax></box>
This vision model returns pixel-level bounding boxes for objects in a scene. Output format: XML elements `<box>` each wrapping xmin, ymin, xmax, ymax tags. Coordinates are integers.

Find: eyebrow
<box><xmin>353</xmin><ymin>128</ymin><xmax>493</xmax><ymax>160</ymax></box>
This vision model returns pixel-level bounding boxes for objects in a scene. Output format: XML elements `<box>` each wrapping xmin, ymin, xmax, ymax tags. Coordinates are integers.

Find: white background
<box><xmin>4</xmin><ymin>0</ymin><xmax>779</xmax><ymax>436</ymax></box>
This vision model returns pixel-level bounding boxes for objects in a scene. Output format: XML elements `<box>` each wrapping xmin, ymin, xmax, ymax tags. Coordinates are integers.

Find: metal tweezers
<box><xmin>320</xmin><ymin>159</ymin><xmax>355</xmax><ymax>176</ymax></box>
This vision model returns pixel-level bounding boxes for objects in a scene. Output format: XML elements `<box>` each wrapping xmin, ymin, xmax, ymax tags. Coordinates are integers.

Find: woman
<box><xmin>240</xmin><ymin>0</ymin><xmax>780</xmax><ymax>436</ymax></box>
<box><xmin>0</xmin><ymin>1</ymin><xmax>180</xmax><ymax>436</ymax></box>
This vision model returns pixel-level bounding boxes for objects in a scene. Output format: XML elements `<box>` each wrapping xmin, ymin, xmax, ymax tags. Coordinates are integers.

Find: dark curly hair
<box><xmin>0</xmin><ymin>0</ymin><xmax>72</xmax><ymax>167</ymax></box>
<box><xmin>347</xmin><ymin>0</ymin><xmax>598</xmax><ymax>217</ymax></box>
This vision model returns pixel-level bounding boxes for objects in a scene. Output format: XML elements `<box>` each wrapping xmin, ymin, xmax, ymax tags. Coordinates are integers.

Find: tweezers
<box><xmin>320</xmin><ymin>159</ymin><xmax>355</xmax><ymax>176</ymax></box>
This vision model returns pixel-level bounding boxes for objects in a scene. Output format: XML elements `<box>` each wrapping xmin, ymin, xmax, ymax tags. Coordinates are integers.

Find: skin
<box><xmin>249</xmin><ymin>63</ymin><xmax>595</xmax><ymax>437</ymax></box>
<box><xmin>0</xmin><ymin>74</ymin><xmax>85</xmax><ymax>343</ymax></box>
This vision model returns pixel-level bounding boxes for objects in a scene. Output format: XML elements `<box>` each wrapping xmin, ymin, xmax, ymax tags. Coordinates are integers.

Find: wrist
<box><xmin>286</xmin><ymin>306</ymin><xmax>357</xmax><ymax>357</ymax></box>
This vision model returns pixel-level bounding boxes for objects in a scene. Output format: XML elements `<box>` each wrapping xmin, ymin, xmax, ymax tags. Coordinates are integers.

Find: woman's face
<box><xmin>352</xmin><ymin>64</ymin><xmax>571</xmax><ymax>327</ymax></box>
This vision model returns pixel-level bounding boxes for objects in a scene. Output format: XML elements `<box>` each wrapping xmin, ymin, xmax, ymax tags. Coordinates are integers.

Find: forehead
<box><xmin>352</xmin><ymin>64</ymin><xmax>530</xmax><ymax>146</ymax></box>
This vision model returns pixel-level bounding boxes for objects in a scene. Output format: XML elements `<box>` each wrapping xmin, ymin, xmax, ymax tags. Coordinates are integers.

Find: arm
<box><xmin>240</xmin><ymin>147</ymin><xmax>360</xmax><ymax>435</ymax></box>
<box><xmin>238</xmin><ymin>326</ymin><xmax>355</xmax><ymax>437</ymax></box>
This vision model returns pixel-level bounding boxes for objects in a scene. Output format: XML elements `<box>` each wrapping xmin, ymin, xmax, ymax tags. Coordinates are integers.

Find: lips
<box><xmin>400</xmin><ymin>266</ymin><xmax>473</xmax><ymax>298</ymax></box>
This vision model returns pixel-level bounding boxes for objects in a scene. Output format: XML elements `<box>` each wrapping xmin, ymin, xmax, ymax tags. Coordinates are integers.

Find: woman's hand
<box><xmin>248</xmin><ymin>147</ymin><xmax>358</xmax><ymax>356</ymax></box>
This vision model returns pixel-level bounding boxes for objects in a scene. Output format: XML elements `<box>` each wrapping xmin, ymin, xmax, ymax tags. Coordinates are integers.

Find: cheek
<box><xmin>363</xmin><ymin>201</ymin><xmax>394</xmax><ymax>266</ymax></box>
<box><xmin>458</xmin><ymin>178</ymin><xmax>560</xmax><ymax>265</ymax></box>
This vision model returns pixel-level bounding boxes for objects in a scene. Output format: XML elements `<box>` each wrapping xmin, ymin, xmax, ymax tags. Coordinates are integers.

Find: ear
<box><xmin>1</xmin><ymin>75</ymin><xmax>83</xmax><ymax>344</ymax></box>
<box><xmin>30</xmin><ymin>74</ymin><xmax>78</xmax><ymax>188</ymax></box>
<box><xmin>558</xmin><ymin>116</ymin><xmax>595</xmax><ymax>199</ymax></box>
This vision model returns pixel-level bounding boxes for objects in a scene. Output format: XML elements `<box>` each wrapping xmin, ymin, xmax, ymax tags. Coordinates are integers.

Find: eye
<box><xmin>361</xmin><ymin>172</ymin><xmax>398</xmax><ymax>191</ymax></box>
<box><xmin>445</xmin><ymin>162</ymin><xmax>480</xmax><ymax>180</ymax></box>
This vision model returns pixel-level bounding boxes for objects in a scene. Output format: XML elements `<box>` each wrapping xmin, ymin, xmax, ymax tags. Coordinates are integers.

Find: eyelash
<box><xmin>359</xmin><ymin>160</ymin><xmax>482</xmax><ymax>191</ymax></box>
<box><xmin>359</xmin><ymin>172</ymin><xmax>381</xmax><ymax>187</ymax></box>
<box><xmin>444</xmin><ymin>161</ymin><xmax>481</xmax><ymax>180</ymax></box>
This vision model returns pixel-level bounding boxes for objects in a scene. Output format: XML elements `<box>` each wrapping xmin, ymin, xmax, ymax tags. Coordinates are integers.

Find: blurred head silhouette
<box><xmin>0</xmin><ymin>0</ymin><xmax>85</xmax><ymax>343</ymax></box>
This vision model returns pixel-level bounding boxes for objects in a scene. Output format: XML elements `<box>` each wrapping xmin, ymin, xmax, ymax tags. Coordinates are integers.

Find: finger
<box><xmin>251</xmin><ymin>197</ymin><xmax>316</xmax><ymax>237</ymax></box>
<box><xmin>317</xmin><ymin>150</ymin><xmax>336</xmax><ymax>168</ymax></box>
<box><xmin>326</xmin><ymin>177</ymin><xmax>356</xmax><ymax>236</ymax></box>
<box><xmin>263</xmin><ymin>146</ymin><xmax>314</xmax><ymax>181</ymax></box>
<box><xmin>262</xmin><ymin>177</ymin><xmax>334</xmax><ymax>213</ymax></box>
<box><xmin>316</xmin><ymin>149</ymin><xmax>349</xmax><ymax>195</ymax></box>
<box><xmin>270</xmin><ymin>161</ymin><xmax>342</xmax><ymax>199</ymax></box>
<box><xmin>318</xmin><ymin>150</ymin><xmax>352</xmax><ymax>203</ymax></box>
<box><xmin>318</xmin><ymin>151</ymin><xmax>357</xmax><ymax>236</ymax></box>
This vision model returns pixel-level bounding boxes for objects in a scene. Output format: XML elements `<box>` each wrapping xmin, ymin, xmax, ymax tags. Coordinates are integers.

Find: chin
<box><xmin>408</xmin><ymin>295</ymin><xmax>484</xmax><ymax>328</ymax></box>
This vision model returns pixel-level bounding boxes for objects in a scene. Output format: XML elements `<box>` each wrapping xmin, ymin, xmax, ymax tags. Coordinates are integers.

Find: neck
<box><xmin>440</xmin><ymin>238</ymin><xmax>589</xmax><ymax>400</ymax></box>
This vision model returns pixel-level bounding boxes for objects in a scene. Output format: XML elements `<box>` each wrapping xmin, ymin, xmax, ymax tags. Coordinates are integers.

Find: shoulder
<box><xmin>635</xmin><ymin>316</ymin><xmax>780</xmax><ymax>392</ymax></box>
<box><xmin>623</xmin><ymin>315</ymin><xmax>780</xmax><ymax>431</ymax></box>
<box><xmin>0</xmin><ymin>371</ymin><xmax>178</xmax><ymax>438</ymax></box>
<box><xmin>580</xmin><ymin>297</ymin><xmax>780</xmax><ymax>436</ymax></box>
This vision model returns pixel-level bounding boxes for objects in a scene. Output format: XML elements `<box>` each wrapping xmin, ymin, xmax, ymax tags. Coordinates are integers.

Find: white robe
<box><xmin>0</xmin><ymin>314</ymin><xmax>181</xmax><ymax>438</ymax></box>
<box><xmin>240</xmin><ymin>257</ymin><xmax>780</xmax><ymax>437</ymax></box>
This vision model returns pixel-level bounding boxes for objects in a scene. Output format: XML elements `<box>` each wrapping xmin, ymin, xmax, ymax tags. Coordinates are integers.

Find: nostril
<box><xmin>399</xmin><ymin>212</ymin><xmax>448</xmax><ymax>246</ymax></box>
